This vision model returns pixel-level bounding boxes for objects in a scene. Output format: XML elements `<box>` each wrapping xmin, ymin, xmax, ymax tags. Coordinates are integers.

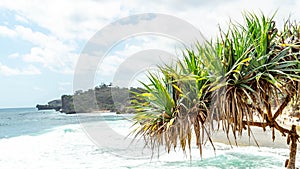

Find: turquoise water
<box><xmin>0</xmin><ymin>108</ymin><xmax>77</xmax><ymax>138</ymax></box>
<box><xmin>0</xmin><ymin>108</ymin><xmax>297</xmax><ymax>168</ymax></box>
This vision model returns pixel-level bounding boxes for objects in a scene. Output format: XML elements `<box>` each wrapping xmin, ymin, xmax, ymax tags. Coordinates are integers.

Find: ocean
<box><xmin>0</xmin><ymin>108</ymin><xmax>298</xmax><ymax>169</ymax></box>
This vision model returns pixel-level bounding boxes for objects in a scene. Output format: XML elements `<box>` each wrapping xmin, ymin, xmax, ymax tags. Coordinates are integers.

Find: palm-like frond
<box><xmin>130</xmin><ymin>48</ymin><xmax>211</xmax><ymax>157</ymax></box>
<box><xmin>130</xmin><ymin>12</ymin><xmax>300</xmax><ymax>166</ymax></box>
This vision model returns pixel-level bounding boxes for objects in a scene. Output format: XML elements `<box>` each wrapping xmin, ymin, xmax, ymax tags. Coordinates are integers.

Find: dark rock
<box><xmin>36</xmin><ymin>104</ymin><xmax>61</xmax><ymax>111</ymax></box>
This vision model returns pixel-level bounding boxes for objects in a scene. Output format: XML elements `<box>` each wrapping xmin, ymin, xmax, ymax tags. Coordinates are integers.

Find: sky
<box><xmin>0</xmin><ymin>0</ymin><xmax>299</xmax><ymax>108</ymax></box>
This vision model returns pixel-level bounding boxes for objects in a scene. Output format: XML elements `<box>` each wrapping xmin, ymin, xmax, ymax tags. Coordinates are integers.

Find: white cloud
<box><xmin>0</xmin><ymin>0</ymin><xmax>126</xmax><ymax>41</ymax></box>
<box><xmin>97</xmin><ymin>55</ymin><xmax>124</xmax><ymax>76</ymax></box>
<box><xmin>4</xmin><ymin>25</ymin><xmax>78</xmax><ymax>74</ymax></box>
<box><xmin>4</xmin><ymin>1</ymin><xmax>300</xmax><ymax>35</ymax></box>
<box><xmin>15</xmin><ymin>14</ymin><xmax>29</xmax><ymax>23</ymax></box>
<box><xmin>0</xmin><ymin>25</ymin><xmax>16</xmax><ymax>37</ymax></box>
<box><xmin>0</xmin><ymin>1</ymin><xmax>125</xmax><ymax>75</ymax></box>
<box><xmin>0</xmin><ymin>63</ymin><xmax>19</xmax><ymax>76</ymax></box>
<box><xmin>120</xmin><ymin>0</ymin><xmax>300</xmax><ymax>39</ymax></box>
<box><xmin>8</xmin><ymin>52</ymin><xmax>20</xmax><ymax>58</ymax></box>
<box><xmin>1</xmin><ymin>0</ymin><xmax>300</xmax><ymax>77</ymax></box>
<box><xmin>22</xmin><ymin>45</ymin><xmax>77</xmax><ymax>74</ymax></box>
<box><xmin>115</xmin><ymin>36</ymin><xmax>179</xmax><ymax>56</ymax></box>
<box><xmin>15</xmin><ymin>25</ymin><xmax>52</xmax><ymax>46</ymax></box>
<box><xmin>2</xmin><ymin>0</ymin><xmax>298</xmax><ymax>43</ymax></box>
<box><xmin>0</xmin><ymin>24</ymin><xmax>78</xmax><ymax>74</ymax></box>
<box><xmin>0</xmin><ymin>62</ymin><xmax>41</xmax><ymax>76</ymax></box>
<box><xmin>96</xmin><ymin>35</ymin><xmax>179</xmax><ymax>77</ymax></box>
<box><xmin>22</xmin><ymin>65</ymin><xmax>41</xmax><ymax>75</ymax></box>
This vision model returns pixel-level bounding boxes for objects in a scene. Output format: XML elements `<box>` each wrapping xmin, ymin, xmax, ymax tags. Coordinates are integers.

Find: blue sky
<box><xmin>0</xmin><ymin>0</ymin><xmax>299</xmax><ymax>108</ymax></box>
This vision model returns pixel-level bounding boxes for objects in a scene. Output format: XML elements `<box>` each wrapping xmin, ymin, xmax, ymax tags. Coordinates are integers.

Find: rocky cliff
<box><xmin>38</xmin><ymin>84</ymin><xmax>145</xmax><ymax>114</ymax></box>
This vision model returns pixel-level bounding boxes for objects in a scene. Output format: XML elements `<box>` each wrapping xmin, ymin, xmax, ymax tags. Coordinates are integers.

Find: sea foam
<box><xmin>0</xmin><ymin>116</ymin><xmax>298</xmax><ymax>169</ymax></box>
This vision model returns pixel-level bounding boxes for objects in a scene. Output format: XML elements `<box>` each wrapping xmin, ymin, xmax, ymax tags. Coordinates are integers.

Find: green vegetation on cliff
<box><xmin>60</xmin><ymin>83</ymin><xmax>145</xmax><ymax>114</ymax></box>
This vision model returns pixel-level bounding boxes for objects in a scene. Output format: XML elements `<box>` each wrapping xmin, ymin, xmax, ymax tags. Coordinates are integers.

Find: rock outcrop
<box><xmin>36</xmin><ymin>99</ymin><xmax>62</xmax><ymax>111</ymax></box>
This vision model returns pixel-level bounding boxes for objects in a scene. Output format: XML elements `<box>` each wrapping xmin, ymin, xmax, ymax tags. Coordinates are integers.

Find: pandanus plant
<box><xmin>130</xmin><ymin>12</ymin><xmax>300</xmax><ymax>168</ymax></box>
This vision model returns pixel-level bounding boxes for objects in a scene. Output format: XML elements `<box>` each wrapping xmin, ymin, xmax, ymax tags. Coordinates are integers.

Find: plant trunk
<box><xmin>286</xmin><ymin>125</ymin><xmax>298</xmax><ymax>169</ymax></box>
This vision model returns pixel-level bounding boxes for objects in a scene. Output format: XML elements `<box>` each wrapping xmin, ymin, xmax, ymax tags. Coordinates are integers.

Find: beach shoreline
<box><xmin>78</xmin><ymin>112</ymin><xmax>299</xmax><ymax>150</ymax></box>
<box><xmin>211</xmin><ymin>115</ymin><xmax>300</xmax><ymax>150</ymax></box>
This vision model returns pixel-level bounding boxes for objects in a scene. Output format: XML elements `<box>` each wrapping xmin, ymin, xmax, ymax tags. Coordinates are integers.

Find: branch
<box><xmin>242</xmin><ymin>121</ymin><xmax>269</xmax><ymax>131</ymax></box>
<box><xmin>263</xmin><ymin>95</ymin><xmax>273</xmax><ymax>122</ymax></box>
<box><xmin>273</xmin><ymin>121</ymin><xmax>289</xmax><ymax>136</ymax></box>
<box><xmin>242</xmin><ymin>120</ymin><xmax>290</xmax><ymax>136</ymax></box>
<box><xmin>273</xmin><ymin>95</ymin><xmax>292</xmax><ymax>120</ymax></box>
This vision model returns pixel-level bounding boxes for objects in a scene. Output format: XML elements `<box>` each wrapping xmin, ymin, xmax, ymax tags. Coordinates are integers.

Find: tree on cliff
<box><xmin>131</xmin><ymin>13</ymin><xmax>300</xmax><ymax>168</ymax></box>
<box><xmin>61</xmin><ymin>84</ymin><xmax>144</xmax><ymax>113</ymax></box>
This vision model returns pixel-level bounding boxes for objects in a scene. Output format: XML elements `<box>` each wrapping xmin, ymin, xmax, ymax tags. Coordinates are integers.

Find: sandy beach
<box><xmin>211</xmin><ymin>114</ymin><xmax>300</xmax><ymax>150</ymax></box>
<box><xmin>211</xmin><ymin>126</ymin><xmax>295</xmax><ymax>149</ymax></box>
<box><xmin>78</xmin><ymin>112</ymin><xmax>300</xmax><ymax>150</ymax></box>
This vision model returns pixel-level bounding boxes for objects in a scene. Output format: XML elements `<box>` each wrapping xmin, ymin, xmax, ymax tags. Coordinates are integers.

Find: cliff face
<box><xmin>61</xmin><ymin>95</ymin><xmax>75</xmax><ymax>114</ymax></box>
